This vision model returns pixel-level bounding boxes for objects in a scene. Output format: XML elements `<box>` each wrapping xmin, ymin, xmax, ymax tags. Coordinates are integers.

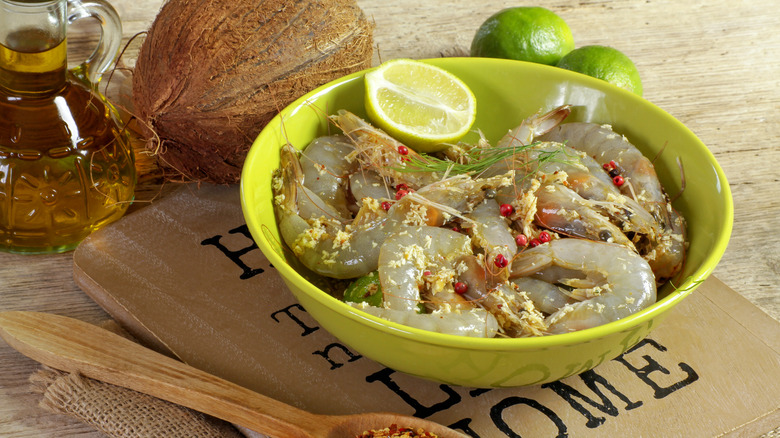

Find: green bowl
<box><xmin>240</xmin><ymin>57</ymin><xmax>733</xmax><ymax>388</ymax></box>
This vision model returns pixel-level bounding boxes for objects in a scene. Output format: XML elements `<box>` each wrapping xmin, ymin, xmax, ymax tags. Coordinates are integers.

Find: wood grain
<box><xmin>0</xmin><ymin>311</ymin><xmax>464</xmax><ymax>438</ymax></box>
<box><xmin>1</xmin><ymin>0</ymin><xmax>778</xmax><ymax>436</ymax></box>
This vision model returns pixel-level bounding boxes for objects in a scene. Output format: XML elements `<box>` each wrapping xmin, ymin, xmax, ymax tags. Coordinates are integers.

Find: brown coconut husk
<box><xmin>132</xmin><ymin>0</ymin><xmax>374</xmax><ymax>185</ymax></box>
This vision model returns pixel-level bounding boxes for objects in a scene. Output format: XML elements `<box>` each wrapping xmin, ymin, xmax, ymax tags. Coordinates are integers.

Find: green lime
<box><xmin>470</xmin><ymin>7</ymin><xmax>575</xmax><ymax>66</ymax></box>
<box><xmin>557</xmin><ymin>45</ymin><xmax>643</xmax><ymax>96</ymax></box>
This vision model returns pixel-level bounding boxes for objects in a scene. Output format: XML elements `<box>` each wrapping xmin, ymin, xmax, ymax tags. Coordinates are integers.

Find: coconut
<box><xmin>132</xmin><ymin>0</ymin><xmax>374</xmax><ymax>184</ymax></box>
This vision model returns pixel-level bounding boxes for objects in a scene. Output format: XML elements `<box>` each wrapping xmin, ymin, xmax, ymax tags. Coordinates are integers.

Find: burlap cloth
<box><xmin>27</xmin><ymin>320</ymin><xmax>264</xmax><ymax>438</ymax></box>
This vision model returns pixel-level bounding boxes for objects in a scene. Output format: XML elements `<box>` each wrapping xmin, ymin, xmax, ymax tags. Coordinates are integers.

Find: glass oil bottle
<box><xmin>0</xmin><ymin>0</ymin><xmax>135</xmax><ymax>253</ymax></box>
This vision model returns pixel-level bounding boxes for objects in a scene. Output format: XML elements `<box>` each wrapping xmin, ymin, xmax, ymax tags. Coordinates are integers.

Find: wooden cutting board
<box><xmin>72</xmin><ymin>183</ymin><xmax>780</xmax><ymax>437</ymax></box>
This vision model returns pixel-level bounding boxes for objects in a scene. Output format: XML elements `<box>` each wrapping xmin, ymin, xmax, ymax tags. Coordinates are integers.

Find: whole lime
<box><xmin>470</xmin><ymin>7</ymin><xmax>575</xmax><ymax>66</ymax></box>
<box><xmin>557</xmin><ymin>45</ymin><xmax>643</xmax><ymax>96</ymax></box>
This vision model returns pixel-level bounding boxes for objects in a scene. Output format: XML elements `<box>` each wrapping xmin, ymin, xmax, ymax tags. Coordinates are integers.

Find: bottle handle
<box><xmin>67</xmin><ymin>0</ymin><xmax>123</xmax><ymax>84</ymax></box>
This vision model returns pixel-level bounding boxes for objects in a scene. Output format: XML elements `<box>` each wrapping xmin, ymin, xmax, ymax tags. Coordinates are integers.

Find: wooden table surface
<box><xmin>2</xmin><ymin>0</ymin><xmax>778</xmax><ymax>436</ymax></box>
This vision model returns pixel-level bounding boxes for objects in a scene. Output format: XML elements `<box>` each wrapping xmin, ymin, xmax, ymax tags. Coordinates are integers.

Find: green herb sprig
<box><xmin>399</xmin><ymin>141</ymin><xmax>578</xmax><ymax>176</ymax></box>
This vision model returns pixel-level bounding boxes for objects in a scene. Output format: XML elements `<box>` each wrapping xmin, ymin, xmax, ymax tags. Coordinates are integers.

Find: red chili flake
<box><xmin>612</xmin><ymin>175</ymin><xmax>625</xmax><ymax>186</ymax></box>
<box><xmin>451</xmin><ymin>226</ymin><xmax>460</xmax><ymax>232</ymax></box>
<box><xmin>499</xmin><ymin>203</ymin><xmax>514</xmax><ymax>217</ymax></box>
<box><xmin>603</xmin><ymin>160</ymin><xmax>617</xmax><ymax>171</ymax></box>
<box><xmin>395</xmin><ymin>189</ymin><xmax>409</xmax><ymax>200</ymax></box>
<box><xmin>397</xmin><ymin>145</ymin><xmax>409</xmax><ymax>155</ymax></box>
<box><xmin>423</xmin><ymin>270</ymin><xmax>432</xmax><ymax>276</ymax></box>
<box><xmin>395</xmin><ymin>183</ymin><xmax>409</xmax><ymax>191</ymax></box>
<box><xmin>539</xmin><ymin>231</ymin><xmax>551</xmax><ymax>243</ymax></box>
<box><xmin>529</xmin><ymin>238</ymin><xmax>542</xmax><ymax>247</ymax></box>
<box><xmin>454</xmin><ymin>281</ymin><xmax>468</xmax><ymax>294</ymax></box>
<box><xmin>515</xmin><ymin>234</ymin><xmax>528</xmax><ymax>247</ymax></box>
<box><xmin>494</xmin><ymin>254</ymin><xmax>508</xmax><ymax>268</ymax></box>
<box><xmin>381</xmin><ymin>201</ymin><xmax>392</xmax><ymax>211</ymax></box>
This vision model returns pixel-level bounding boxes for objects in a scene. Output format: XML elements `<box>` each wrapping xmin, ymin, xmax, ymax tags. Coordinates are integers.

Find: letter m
<box><xmin>542</xmin><ymin>369</ymin><xmax>643</xmax><ymax>429</ymax></box>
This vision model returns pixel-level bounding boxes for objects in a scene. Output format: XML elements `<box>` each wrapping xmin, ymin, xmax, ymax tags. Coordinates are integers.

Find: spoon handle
<box><xmin>0</xmin><ymin>311</ymin><xmax>329</xmax><ymax>438</ymax></box>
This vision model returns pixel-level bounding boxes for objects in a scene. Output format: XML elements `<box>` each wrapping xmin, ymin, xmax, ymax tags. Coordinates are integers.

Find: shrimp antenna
<box><xmin>261</xmin><ymin>223</ymin><xmax>292</xmax><ymax>262</ymax></box>
<box><xmin>651</xmin><ymin>140</ymin><xmax>668</xmax><ymax>164</ymax></box>
<box><xmin>305</xmin><ymin>101</ymin><xmax>336</xmax><ymax>137</ymax></box>
<box><xmin>669</xmin><ymin>156</ymin><xmax>686</xmax><ymax>203</ymax></box>
<box><xmin>403</xmin><ymin>191</ymin><xmax>475</xmax><ymax>224</ymax></box>
<box><xmin>278</xmin><ymin>112</ymin><xmax>293</xmax><ymax>148</ymax></box>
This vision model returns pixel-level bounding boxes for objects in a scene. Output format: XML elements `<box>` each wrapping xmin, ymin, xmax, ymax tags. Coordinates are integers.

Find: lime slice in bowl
<box><xmin>364</xmin><ymin>59</ymin><xmax>477</xmax><ymax>153</ymax></box>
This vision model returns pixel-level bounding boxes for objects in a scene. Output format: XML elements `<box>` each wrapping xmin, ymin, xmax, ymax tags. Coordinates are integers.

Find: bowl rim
<box><xmin>241</xmin><ymin>57</ymin><xmax>734</xmax><ymax>351</ymax></box>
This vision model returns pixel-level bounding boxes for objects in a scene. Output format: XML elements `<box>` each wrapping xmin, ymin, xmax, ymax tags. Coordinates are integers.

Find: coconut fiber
<box><xmin>132</xmin><ymin>0</ymin><xmax>374</xmax><ymax>184</ymax></box>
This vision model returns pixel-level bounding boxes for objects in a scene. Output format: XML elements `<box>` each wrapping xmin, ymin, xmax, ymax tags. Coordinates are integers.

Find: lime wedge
<box><xmin>364</xmin><ymin>59</ymin><xmax>477</xmax><ymax>153</ymax></box>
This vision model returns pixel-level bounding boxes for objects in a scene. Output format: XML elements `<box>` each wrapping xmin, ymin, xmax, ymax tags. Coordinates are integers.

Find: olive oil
<box><xmin>0</xmin><ymin>28</ymin><xmax>67</xmax><ymax>92</ymax></box>
<box><xmin>0</xmin><ymin>28</ymin><xmax>135</xmax><ymax>254</ymax></box>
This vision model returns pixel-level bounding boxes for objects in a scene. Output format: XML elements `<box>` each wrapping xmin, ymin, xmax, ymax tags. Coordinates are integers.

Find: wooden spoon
<box><xmin>0</xmin><ymin>311</ymin><xmax>464</xmax><ymax>438</ymax></box>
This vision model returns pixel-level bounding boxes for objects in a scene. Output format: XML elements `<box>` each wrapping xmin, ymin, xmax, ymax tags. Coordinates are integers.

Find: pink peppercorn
<box><xmin>494</xmin><ymin>254</ymin><xmax>508</xmax><ymax>268</ymax></box>
<box><xmin>499</xmin><ymin>203</ymin><xmax>514</xmax><ymax>217</ymax></box>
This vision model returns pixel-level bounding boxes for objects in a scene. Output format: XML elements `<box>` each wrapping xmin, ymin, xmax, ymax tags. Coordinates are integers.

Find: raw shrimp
<box><xmin>497</xmin><ymin>105</ymin><xmax>572</xmax><ymax>148</ymax></box>
<box><xmin>454</xmin><ymin>254</ymin><xmax>548</xmax><ymax>337</ymax></box>
<box><xmin>332</xmin><ymin>110</ymin><xmax>439</xmax><ymax>189</ymax></box>
<box><xmin>275</xmin><ymin>145</ymin><xmax>502</xmax><ymax>279</ymax></box>
<box><xmin>349</xmin><ymin>302</ymin><xmax>499</xmax><ymax>338</ymax></box>
<box><xmin>378</xmin><ymin>226</ymin><xmax>472</xmax><ymax>313</ymax></box>
<box><xmin>299</xmin><ymin>135</ymin><xmax>358</xmax><ymax>221</ymax></box>
<box><xmin>484</xmin><ymin>164</ymin><xmax>640</xmax><ymax>256</ymax></box>
<box><xmin>484</xmin><ymin>106</ymin><xmax>658</xmax><ymax>247</ymax></box>
<box><xmin>349</xmin><ymin>170</ymin><xmax>392</xmax><ymax>208</ymax></box>
<box><xmin>539</xmin><ymin>123</ymin><xmax>665</xmax><ymax>213</ymax></box>
<box><xmin>275</xmin><ymin>144</ymin><xmax>395</xmax><ymax>279</ymax></box>
<box><xmin>534</xmin><ymin>183</ymin><xmax>636</xmax><ymax>249</ymax></box>
<box><xmin>401</xmin><ymin>174</ymin><xmax>501</xmax><ymax>225</ymax></box>
<box><xmin>492</xmin><ymin>141</ymin><xmax>659</xmax><ymax>241</ymax></box>
<box><xmin>498</xmin><ymin>112</ymin><xmax>664</xmax><ymax>239</ymax></box>
<box><xmin>485</xmin><ymin>282</ymin><xmax>549</xmax><ymax>337</ymax></box>
<box><xmin>510</xmin><ymin>277</ymin><xmax>575</xmax><ymax>315</ymax></box>
<box><xmin>481</xmin><ymin>105</ymin><xmax>574</xmax><ymax>190</ymax></box>
<box><xmin>538</xmin><ymin>123</ymin><xmax>685</xmax><ymax>281</ymax></box>
<box><xmin>478</xmin><ymin>106</ymin><xmax>573</xmax><ymax>181</ymax></box>
<box><xmin>464</xmin><ymin>198</ymin><xmax>517</xmax><ymax>271</ymax></box>
<box><xmin>532</xmin><ymin>145</ymin><xmax>659</xmax><ymax>238</ymax></box>
<box><xmin>510</xmin><ymin>238</ymin><xmax>656</xmax><ymax>334</ymax></box>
